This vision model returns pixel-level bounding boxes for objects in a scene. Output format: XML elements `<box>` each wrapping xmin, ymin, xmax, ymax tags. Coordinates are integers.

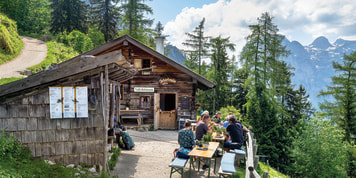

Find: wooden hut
<box><xmin>0</xmin><ymin>34</ymin><xmax>214</xmax><ymax>169</ymax></box>
<box><xmin>82</xmin><ymin>35</ymin><xmax>215</xmax><ymax>129</ymax></box>
<box><xmin>0</xmin><ymin>50</ymin><xmax>136</xmax><ymax>170</ymax></box>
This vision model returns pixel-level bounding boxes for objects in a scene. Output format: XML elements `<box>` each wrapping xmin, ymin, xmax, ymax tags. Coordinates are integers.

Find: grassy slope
<box><xmin>0</xmin><ymin>41</ymin><xmax>78</xmax><ymax>86</ymax></box>
<box><xmin>0</xmin><ymin>13</ymin><xmax>23</xmax><ymax>65</ymax></box>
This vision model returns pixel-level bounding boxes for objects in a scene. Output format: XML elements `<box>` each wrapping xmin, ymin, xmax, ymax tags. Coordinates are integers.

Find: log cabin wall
<box><xmin>0</xmin><ymin>78</ymin><xmax>106</xmax><ymax>166</ymax></box>
<box><xmin>121</xmin><ymin>50</ymin><xmax>197</xmax><ymax>124</ymax></box>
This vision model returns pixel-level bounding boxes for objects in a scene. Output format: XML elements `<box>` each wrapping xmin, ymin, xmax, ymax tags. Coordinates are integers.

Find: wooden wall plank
<box><xmin>0</xmin><ymin>105</ymin><xmax>8</xmax><ymax>118</ymax></box>
<box><xmin>55</xmin><ymin>142</ymin><xmax>65</xmax><ymax>155</ymax></box>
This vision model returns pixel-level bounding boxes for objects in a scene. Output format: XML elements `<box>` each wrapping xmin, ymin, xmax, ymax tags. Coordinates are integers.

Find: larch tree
<box><xmin>318</xmin><ymin>51</ymin><xmax>356</xmax><ymax>177</ymax></box>
<box><xmin>183</xmin><ymin>18</ymin><xmax>210</xmax><ymax>75</ymax></box>
<box><xmin>240</xmin><ymin>12</ymin><xmax>292</xmax><ymax>171</ymax></box>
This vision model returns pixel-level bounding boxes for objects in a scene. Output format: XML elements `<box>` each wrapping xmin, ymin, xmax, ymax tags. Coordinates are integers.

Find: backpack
<box><xmin>176</xmin><ymin>147</ymin><xmax>191</xmax><ymax>159</ymax></box>
<box><xmin>121</xmin><ymin>131</ymin><xmax>135</xmax><ymax>150</ymax></box>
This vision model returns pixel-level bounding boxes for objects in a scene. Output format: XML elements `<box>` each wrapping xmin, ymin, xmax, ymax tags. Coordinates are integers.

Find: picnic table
<box><xmin>212</xmin><ymin>132</ymin><xmax>225</xmax><ymax>142</ymax></box>
<box><xmin>120</xmin><ymin>110</ymin><xmax>146</xmax><ymax>126</ymax></box>
<box><xmin>188</xmin><ymin>142</ymin><xmax>219</xmax><ymax>178</ymax></box>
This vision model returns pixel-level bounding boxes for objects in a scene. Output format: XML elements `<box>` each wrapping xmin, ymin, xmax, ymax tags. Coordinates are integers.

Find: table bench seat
<box><xmin>219</xmin><ymin>152</ymin><xmax>236</xmax><ymax>178</ymax></box>
<box><xmin>169</xmin><ymin>157</ymin><xmax>189</xmax><ymax>178</ymax></box>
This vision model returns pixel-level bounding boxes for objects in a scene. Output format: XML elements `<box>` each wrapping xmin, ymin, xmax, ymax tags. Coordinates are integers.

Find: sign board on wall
<box><xmin>134</xmin><ymin>87</ymin><xmax>154</xmax><ymax>93</ymax></box>
<box><xmin>49</xmin><ymin>86</ymin><xmax>88</xmax><ymax>119</ymax></box>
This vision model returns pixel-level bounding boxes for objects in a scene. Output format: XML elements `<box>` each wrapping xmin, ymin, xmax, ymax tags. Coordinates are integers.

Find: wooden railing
<box><xmin>245</xmin><ymin>132</ymin><xmax>269</xmax><ymax>178</ymax></box>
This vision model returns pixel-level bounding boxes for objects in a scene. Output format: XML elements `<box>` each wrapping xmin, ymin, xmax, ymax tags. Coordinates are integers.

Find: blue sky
<box><xmin>145</xmin><ymin>0</ymin><xmax>356</xmax><ymax>57</ymax></box>
<box><xmin>146</xmin><ymin>0</ymin><xmax>217</xmax><ymax>25</ymax></box>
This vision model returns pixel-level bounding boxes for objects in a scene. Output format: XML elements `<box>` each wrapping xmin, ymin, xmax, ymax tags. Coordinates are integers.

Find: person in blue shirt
<box><xmin>212</xmin><ymin>111</ymin><xmax>222</xmax><ymax>125</ymax></box>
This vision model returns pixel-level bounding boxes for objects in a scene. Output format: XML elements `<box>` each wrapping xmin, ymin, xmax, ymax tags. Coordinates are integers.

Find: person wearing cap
<box><xmin>224</xmin><ymin>116</ymin><xmax>245</xmax><ymax>150</ymax></box>
<box><xmin>197</xmin><ymin>110</ymin><xmax>209</xmax><ymax>124</ymax></box>
<box><xmin>212</xmin><ymin>111</ymin><xmax>222</xmax><ymax>125</ymax></box>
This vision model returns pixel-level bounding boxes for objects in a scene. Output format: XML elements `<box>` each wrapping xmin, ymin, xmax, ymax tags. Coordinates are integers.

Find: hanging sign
<box><xmin>159</xmin><ymin>77</ymin><xmax>177</xmax><ymax>86</ymax></box>
<box><xmin>134</xmin><ymin>87</ymin><xmax>154</xmax><ymax>93</ymax></box>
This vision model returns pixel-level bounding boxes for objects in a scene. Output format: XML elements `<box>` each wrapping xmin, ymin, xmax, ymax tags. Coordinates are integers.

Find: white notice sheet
<box><xmin>76</xmin><ymin>87</ymin><xmax>88</xmax><ymax>118</ymax></box>
<box><xmin>49</xmin><ymin>87</ymin><xmax>62</xmax><ymax>118</ymax></box>
<box><xmin>63</xmin><ymin>87</ymin><xmax>75</xmax><ymax>118</ymax></box>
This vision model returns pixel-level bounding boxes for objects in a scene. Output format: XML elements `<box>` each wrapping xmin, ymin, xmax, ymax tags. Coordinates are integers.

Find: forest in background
<box><xmin>0</xmin><ymin>0</ymin><xmax>355</xmax><ymax>177</ymax></box>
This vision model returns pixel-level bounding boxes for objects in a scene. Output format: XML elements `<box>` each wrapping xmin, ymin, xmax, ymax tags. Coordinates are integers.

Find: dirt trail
<box><xmin>0</xmin><ymin>36</ymin><xmax>47</xmax><ymax>79</ymax></box>
<box><xmin>113</xmin><ymin>130</ymin><xmax>221</xmax><ymax>178</ymax></box>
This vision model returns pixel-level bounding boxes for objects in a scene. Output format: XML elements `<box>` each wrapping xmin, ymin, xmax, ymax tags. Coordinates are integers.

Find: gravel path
<box><xmin>0</xmin><ymin>36</ymin><xmax>47</xmax><ymax>79</ymax></box>
<box><xmin>113</xmin><ymin>130</ymin><xmax>221</xmax><ymax>178</ymax></box>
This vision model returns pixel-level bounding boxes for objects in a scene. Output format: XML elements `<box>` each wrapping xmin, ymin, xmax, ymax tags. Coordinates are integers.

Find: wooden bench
<box><xmin>218</xmin><ymin>152</ymin><xmax>236</xmax><ymax>178</ymax></box>
<box><xmin>169</xmin><ymin>157</ymin><xmax>189</xmax><ymax>178</ymax></box>
<box><xmin>120</xmin><ymin>114</ymin><xmax>148</xmax><ymax>126</ymax></box>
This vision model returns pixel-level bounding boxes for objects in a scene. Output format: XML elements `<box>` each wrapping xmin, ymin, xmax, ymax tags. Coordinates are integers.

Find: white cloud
<box><xmin>163</xmin><ymin>0</ymin><xmax>356</xmax><ymax>57</ymax></box>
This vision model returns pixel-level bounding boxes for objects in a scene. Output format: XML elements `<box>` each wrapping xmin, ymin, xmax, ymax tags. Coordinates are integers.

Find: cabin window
<box><xmin>142</xmin><ymin>59</ymin><xmax>151</xmax><ymax>68</ymax></box>
<box><xmin>140</xmin><ymin>96</ymin><xmax>151</xmax><ymax>108</ymax></box>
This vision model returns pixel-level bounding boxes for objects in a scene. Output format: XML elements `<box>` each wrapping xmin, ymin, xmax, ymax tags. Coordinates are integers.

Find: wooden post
<box><xmin>117</xmin><ymin>82</ymin><xmax>120</xmax><ymax>124</ymax></box>
<box><xmin>104</xmin><ymin>65</ymin><xmax>110</xmax><ymax>172</ymax></box>
<box><xmin>110</xmin><ymin>82</ymin><xmax>115</xmax><ymax>129</ymax></box>
<box><xmin>101</xmin><ymin>65</ymin><xmax>110</xmax><ymax>173</ymax></box>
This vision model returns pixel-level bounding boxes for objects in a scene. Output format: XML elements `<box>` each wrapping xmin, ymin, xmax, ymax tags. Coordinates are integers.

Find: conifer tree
<box><xmin>50</xmin><ymin>0</ymin><xmax>88</xmax><ymax>34</ymax></box>
<box><xmin>318</xmin><ymin>51</ymin><xmax>356</xmax><ymax>177</ymax></box>
<box><xmin>240</xmin><ymin>12</ymin><xmax>292</xmax><ymax>171</ymax></box>
<box><xmin>120</xmin><ymin>0</ymin><xmax>153</xmax><ymax>42</ymax></box>
<box><xmin>90</xmin><ymin>0</ymin><xmax>120</xmax><ymax>42</ymax></box>
<box><xmin>210</xmin><ymin>35</ymin><xmax>235</xmax><ymax>111</ymax></box>
<box><xmin>183</xmin><ymin>18</ymin><xmax>210</xmax><ymax>74</ymax></box>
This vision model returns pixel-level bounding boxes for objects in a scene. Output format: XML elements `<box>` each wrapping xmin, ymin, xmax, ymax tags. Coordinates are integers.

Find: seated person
<box><xmin>212</xmin><ymin>111</ymin><xmax>222</xmax><ymax>125</ymax></box>
<box><xmin>224</xmin><ymin>116</ymin><xmax>245</xmax><ymax>151</ymax></box>
<box><xmin>195</xmin><ymin>114</ymin><xmax>214</xmax><ymax>140</ymax></box>
<box><xmin>197</xmin><ymin>110</ymin><xmax>209</xmax><ymax>125</ymax></box>
<box><xmin>195</xmin><ymin>114</ymin><xmax>214</xmax><ymax>169</ymax></box>
<box><xmin>178</xmin><ymin>120</ymin><xmax>195</xmax><ymax>149</ymax></box>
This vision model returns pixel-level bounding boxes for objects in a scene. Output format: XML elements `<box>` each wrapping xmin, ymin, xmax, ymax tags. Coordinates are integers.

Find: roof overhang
<box><xmin>83</xmin><ymin>35</ymin><xmax>215</xmax><ymax>90</ymax></box>
<box><xmin>0</xmin><ymin>50</ymin><xmax>136</xmax><ymax>103</ymax></box>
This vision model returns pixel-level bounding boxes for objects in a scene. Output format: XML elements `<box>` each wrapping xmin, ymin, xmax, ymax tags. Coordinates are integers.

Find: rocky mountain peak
<box><xmin>309</xmin><ymin>36</ymin><xmax>333</xmax><ymax>49</ymax></box>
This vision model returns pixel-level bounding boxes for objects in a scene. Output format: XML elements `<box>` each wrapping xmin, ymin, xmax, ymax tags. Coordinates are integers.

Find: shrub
<box><xmin>292</xmin><ymin>118</ymin><xmax>349</xmax><ymax>177</ymax></box>
<box><xmin>108</xmin><ymin>147</ymin><xmax>121</xmax><ymax>170</ymax></box>
<box><xmin>27</xmin><ymin>41</ymin><xmax>78</xmax><ymax>73</ymax></box>
<box><xmin>0</xmin><ymin>129</ymin><xmax>33</xmax><ymax>161</ymax></box>
<box><xmin>56</xmin><ymin>31</ymin><xmax>94</xmax><ymax>54</ymax></box>
<box><xmin>0</xmin><ymin>13</ymin><xmax>23</xmax><ymax>64</ymax></box>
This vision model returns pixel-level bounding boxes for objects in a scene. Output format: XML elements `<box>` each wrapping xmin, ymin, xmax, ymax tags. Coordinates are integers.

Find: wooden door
<box><xmin>154</xmin><ymin>93</ymin><xmax>160</xmax><ymax>130</ymax></box>
<box><xmin>159</xmin><ymin>111</ymin><xmax>176</xmax><ymax>129</ymax></box>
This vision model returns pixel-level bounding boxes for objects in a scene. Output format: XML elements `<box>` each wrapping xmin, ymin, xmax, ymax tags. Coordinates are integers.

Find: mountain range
<box><xmin>282</xmin><ymin>36</ymin><xmax>356</xmax><ymax>108</ymax></box>
<box><xmin>167</xmin><ymin>36</ymin><xmax>356</xmax><ymax>109</ymax></box>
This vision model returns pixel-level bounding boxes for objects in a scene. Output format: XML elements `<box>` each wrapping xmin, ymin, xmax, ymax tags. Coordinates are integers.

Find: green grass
<box><xmin>230</xmin><ymin>161</ymin><xmax>289</xmax><ymax>178</ymax></box>
<box><xmin>0</xmin><ymin>42</ymin><xmax>23</xmax><ymax>65</ymax></box>
<box><xmin>0</xmin><ymin>77</ymin><xmax>23</xmax><ymax>85</ymax></box>
<box><xmin>27</xmin><ymin>41</ymin><xmax>78</xmax><ymax>73</ymax></box>
<box><xmin>258</xmin><ymin>162</ymin><xmax>289</xmax><ymax>178</ymax></box>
